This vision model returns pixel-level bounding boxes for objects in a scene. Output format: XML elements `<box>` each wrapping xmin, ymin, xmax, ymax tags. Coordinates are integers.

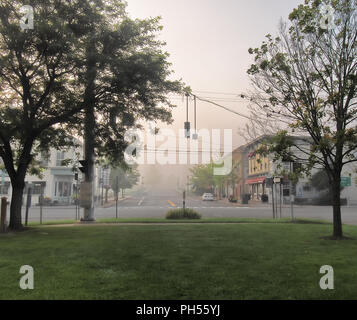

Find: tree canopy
<box><xmin>0</xmin><ymin>0</ymin><xmax>183</xmax><ymax>230</ymax></box>
<box><xmin>247</xmin><ymin>0</ymin><xmax>357</xmax><ymax>238</ymax></box>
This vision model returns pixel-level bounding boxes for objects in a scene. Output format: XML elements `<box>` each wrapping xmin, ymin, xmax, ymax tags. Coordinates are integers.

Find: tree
<box><xmin>0</xmin><ymin>0</ymin><xmax>182</xmax><ymax>230</ymax></box>
<box><xmin>311</xmin><ymin>169</ymin><xmax>331</xmax><ymax>192</ymax></box>
<box><xmin>0</xmin><ymin>0</ymin><xmax>87</xmax><ymax>230</ymax></box>
<box><xmin>110</xmin><ymin>164</ymin><xmax>140</xmax><ymax>197</ymax></box>
<box><xmin>237</xmin><ymin>103</ymin><xmax>282</xmax><ymax>143</ymax></box>
<box><xmin>72</xmin><ymin>1</ymin><xmax>182</xmax><ymax>220</ymax></box>
<box><xmin>247</xmin><ymin>0</ymin><xmax>357</xmax><ymax>239</ymax></box>
<box><xmin>224</xmin><ymin>161</ymin><xmax>242</xmax><ymax>199</ymax></box>
<box><xmin>190</xmin><ymin>161</ymin><xmax>241</xmax><ymax>197</ymax></box>
<box><xmin>190</xmin><ymin>164</ymin><xmax>215</xmax><ymax>195</ymax></box>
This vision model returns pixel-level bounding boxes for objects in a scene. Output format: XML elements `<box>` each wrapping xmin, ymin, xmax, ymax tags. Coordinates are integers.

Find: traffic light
<box><xmin>184</xmin><ymin>122</ymin><xmax>191</xmax><ymax>139</ymax></box>
<box><xmin>79</xmin><ymin>160</ymin><xmax>88</xmax><ymax>175</ymax></box>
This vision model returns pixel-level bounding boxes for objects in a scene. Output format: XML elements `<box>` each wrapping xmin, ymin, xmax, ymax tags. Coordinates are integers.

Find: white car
<box><xmin>202</xmin><ymin>193</ymin><xmax>214</xmax><ymax>201</ymax></box>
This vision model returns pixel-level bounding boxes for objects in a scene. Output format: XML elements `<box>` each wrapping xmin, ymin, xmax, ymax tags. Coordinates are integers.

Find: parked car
<box><xmin>202</xmin><ymin>193</ymin><xmax>214</xmax><ymax>201</ymax></box>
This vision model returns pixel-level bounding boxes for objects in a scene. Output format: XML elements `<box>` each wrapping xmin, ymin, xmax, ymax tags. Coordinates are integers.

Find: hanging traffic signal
<box><xmin>184</xmin><ymin>122</ymin><xmax>191</xmax><ymax>139</ymax></box>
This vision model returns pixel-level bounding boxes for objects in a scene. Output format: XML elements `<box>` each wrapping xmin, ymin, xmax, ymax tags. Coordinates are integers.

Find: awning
<box><xmin>245</xmin><ymin>177</ymin><xmax>266</xmax><ymax>185</ymax></box>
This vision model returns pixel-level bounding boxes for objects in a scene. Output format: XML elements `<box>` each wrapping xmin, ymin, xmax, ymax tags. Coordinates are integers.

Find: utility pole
<box><xmin>101</xmin><ymin>167</ymin><xmax>104</xmax><ymax>206</ymax></box>
<box><xmin>279</xmin><ymin>180</ymin><xmax>282</xmax><ymax>219</ymax></box>
<box><xmin>193</xmin><ymin>95</ymin><xmax>198</xmax><ymax>140</ymax></box>
<box><xmin>25</xmin><ymin>184</ymin><xmax>32</xmax><ymax>226</ymax></box>
<box><xmin>75</xmin><ymin>172</ymin><xmax>79</xmax><ymax>220</ymax></box>
<box><xmin>290</xmin><ymin>161</ymin><xmax>295</xmax><ymax>221</ymax></box>
<box><xmin>183</xmin><ymin>191</ymin><xmax>186</xmax><ymax>211</ymax></box>
<box><xmin>115</xmin><ymin>176</ymin><xmax>119</xmax><ymax>219</ymax></box>
<box><xmin>271</xmin><ymin>179</ymin><xmax>275</xmax><ymax>219</ymax></box>
<box><xmin>81</xmin><ymin>35</ymin><xmax>97</xmax><ymax>222</ymax></box>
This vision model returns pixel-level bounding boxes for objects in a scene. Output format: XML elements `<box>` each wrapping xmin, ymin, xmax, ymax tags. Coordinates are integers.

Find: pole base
<box><xmin>80</xmin><ymin>218</ymin><xmax>96</xmax><ymax>224</ymax></box>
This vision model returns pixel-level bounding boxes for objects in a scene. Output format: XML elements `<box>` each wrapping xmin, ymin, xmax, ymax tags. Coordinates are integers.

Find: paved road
<box><xmin>19</xmin><ymin>190</ymin><xmax>357</xmax><ymax>224</ymax></box>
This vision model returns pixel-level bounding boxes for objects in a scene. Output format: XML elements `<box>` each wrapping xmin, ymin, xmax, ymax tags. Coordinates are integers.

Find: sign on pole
<box><xmin>341</xmin><ymin>177</ymin><xmax>352</xmax><ymax>187</ymax></box>
<box><xmin>79</xmin><ymin>182</ymin><xmax>93</xmax><ymax>208</ymax></box>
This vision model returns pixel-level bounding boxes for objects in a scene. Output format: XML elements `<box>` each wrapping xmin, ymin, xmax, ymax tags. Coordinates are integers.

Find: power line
<box><xmin>138</xmin><ymin>148</ymin><xmax>245</xmax><ymax>154</ymax></box>
<box><xmin>193</xmin><ymin>95</ymin><xmax>252</xmax><ymax>121</ymax></box>
<box><xmin>192</xmin><ymin>90</ymin><xmax>244</xmax><ymax>96</ymax></box>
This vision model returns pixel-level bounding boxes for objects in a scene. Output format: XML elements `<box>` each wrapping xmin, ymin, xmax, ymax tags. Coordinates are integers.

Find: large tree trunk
<box><xmin>7</xmin><ymin>153</ymin><xmax>32</xmax><ymax>231</ymax></box>
<box><xmin>8</xmin><ymin>182</ymin><xmax>25</xmax><ymax>230</ymax></box>
<box><xmin>331</xmin><ymin>178</ymin><xmax>343</xmax><ymax>238</ymax></box>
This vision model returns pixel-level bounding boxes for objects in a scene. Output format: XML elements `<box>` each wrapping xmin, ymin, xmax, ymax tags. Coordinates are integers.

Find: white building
<box><xmin>0</xmin><ymin>145</ymin><xmax>107</xmax><ymax>206</ymax></box>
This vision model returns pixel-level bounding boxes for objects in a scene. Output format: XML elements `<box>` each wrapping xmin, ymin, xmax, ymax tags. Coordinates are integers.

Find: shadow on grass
<box><xmin>291</xmin><ymin>219</ymin><xmax>330</xmax><ymax>225</ymax></box>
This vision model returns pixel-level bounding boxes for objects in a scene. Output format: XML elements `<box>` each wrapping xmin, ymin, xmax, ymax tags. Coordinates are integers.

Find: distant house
<box><xmin>0</xmin><ymin>143</ymin><xmax>107</xmax><ymax>206</ymax></box>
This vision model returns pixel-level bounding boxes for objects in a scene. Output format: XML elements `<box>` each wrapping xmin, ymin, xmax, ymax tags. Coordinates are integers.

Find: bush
<box><xmin>166</xmin><ymin>208</ymin><xmax>202</xmax><ymax>220</ymax></box>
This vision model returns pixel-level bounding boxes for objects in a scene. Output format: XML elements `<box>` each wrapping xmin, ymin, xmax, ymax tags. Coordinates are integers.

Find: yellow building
<box><xmin>245</xmin><ymin>138</ymin><xmax>273</xmax><ymax>201</ymax></box>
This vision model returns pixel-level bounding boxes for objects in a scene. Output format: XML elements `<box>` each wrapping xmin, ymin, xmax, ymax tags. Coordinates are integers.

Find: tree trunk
<box><xmin>9</xmin><ymin>184</ymin><xmax>25</xmax><ymax>230</ymax></box>
<box><xmin>332</xmin><ymin>179</ymin><xmax>343</xmax><ymax>238</ymax></box>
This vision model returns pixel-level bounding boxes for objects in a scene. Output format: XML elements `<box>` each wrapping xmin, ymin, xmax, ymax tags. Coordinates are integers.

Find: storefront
<box><xmin>245</xmin><ymin>176</ymin><xmax>266</xmax><ymax>200</ymax></box>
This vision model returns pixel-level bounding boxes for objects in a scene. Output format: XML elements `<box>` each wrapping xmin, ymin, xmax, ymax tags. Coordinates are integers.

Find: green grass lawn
<box><xmin>1</xmin><ymin>221</ymin><xmax>357</xmax><ymax>300</ymax></box>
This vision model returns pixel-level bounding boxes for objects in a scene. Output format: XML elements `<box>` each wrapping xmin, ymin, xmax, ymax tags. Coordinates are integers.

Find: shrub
<box><xmin>166</xmin><ymin>208</ymin><xmax>202</xmax><ymax>220</ymax></box>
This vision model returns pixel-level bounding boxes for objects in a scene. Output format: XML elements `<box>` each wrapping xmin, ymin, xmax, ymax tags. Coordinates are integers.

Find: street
<box><xmin>20</xmin><ymin>190</ymin><xmax>357</xmax><ymax>225</ymax></box>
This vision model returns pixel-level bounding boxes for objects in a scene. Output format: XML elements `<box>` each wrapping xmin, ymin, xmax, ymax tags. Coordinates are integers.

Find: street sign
<box><xmin>341</xmin><ymin>177</ymin><xmax>352</xmax><ymax>187</ymax></box>
<box><xmin>274</xmin><ymin>177</ymin><xmax>282</xmax><ymax>184</ymax></box>
<box><xmin>79</xmin><ymin>182</ymin><xmax>93</xmax><ymax>208</ymax></box>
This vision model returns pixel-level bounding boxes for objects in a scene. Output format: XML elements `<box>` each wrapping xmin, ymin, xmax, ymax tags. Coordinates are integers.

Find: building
<box><xmin>245</xmin><ymin>136</ymin><xmax>273</xmax><ymax>201</ymax></box>
<box><xmin>231</xmin><ymin>135</ymin><xmax>357</xmax><ymax>205</ymax></box>
<box><xmin>0</xmin><ymin>144</ymin><xmax>107</xmax><ymax>206</ymax></box>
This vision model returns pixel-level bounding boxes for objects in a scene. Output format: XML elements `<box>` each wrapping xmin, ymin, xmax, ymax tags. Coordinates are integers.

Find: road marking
<box><xmin>168</xmin><ymin>200</ymin><xmax>176</xmax><ymax>207</ymax></box>
<box><xmin>138</xmin><ymin>197</ymin><xmax>145</xmax><ymax>206</ymax></box>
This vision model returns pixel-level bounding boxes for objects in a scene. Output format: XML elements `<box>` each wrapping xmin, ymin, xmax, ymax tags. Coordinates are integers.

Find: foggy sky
<box><xmin>126</xmin><ymin>0</ymin><xmax>302</xmax><ymax>148</ymax></box>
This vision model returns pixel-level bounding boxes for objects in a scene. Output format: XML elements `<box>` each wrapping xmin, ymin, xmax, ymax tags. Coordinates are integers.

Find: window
<box><xmin>55</xmin><ymin>181</ymin><xmax>71</xmax><ymax>197</ymax></box>
<box><xmin>40</xmin><ymin>152</ymin><xmax>50</xmax><ymax>167</ymax></box>
<box><xmin>32</xmin><ymin>182</ymin><xmax>46</xmax><ymax>195</ymax></box>
<box><xmin>303</xmin><ymin>184</ymin><xmax>311</xmax><ymax>192</ymax></box>
<box><xmin>0</xmin><ymin>182</ymin><xmax>10</xmax><ymax>195</ymax></box>
<box><xmin>56</xmin><ymin>151</ymin><xmax>66</xmax><ymax>166</ymax></box>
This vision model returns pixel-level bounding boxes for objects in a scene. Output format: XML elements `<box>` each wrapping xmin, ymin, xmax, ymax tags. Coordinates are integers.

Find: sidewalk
<box><xmin>188</xmin><ymin>194</ymin><xmax>271</xmax><ymax>208</ymax></box>
<box><xmin>219</xmin><ymin>198</ymin><xmax>271</xmax><ymax>208</ymax></box>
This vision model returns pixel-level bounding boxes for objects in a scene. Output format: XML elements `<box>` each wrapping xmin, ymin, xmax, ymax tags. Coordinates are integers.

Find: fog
<box><xmin>126</xmin><ymin>0</ymin><xmax>302</xmax><ymax>191</ymax></box>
